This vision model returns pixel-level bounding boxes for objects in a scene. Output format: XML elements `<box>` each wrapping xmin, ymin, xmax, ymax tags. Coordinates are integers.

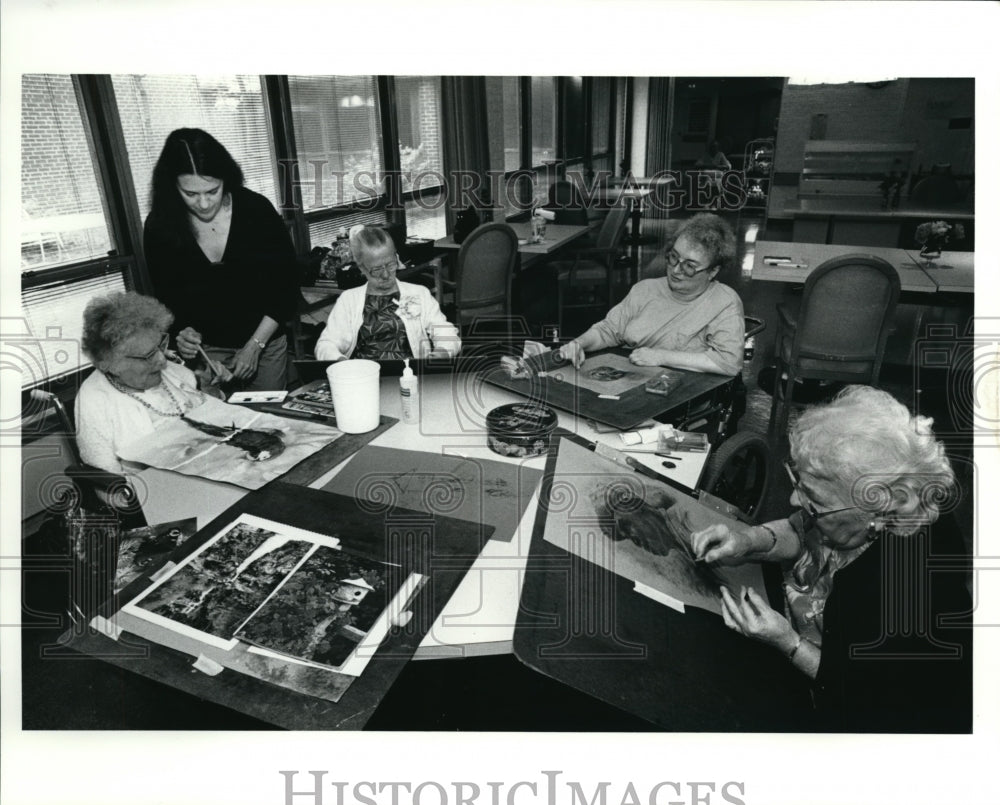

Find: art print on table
<box><xmin>236</xmin><ymin>546</ymin><xmax>422</xmax><ymax>676</ymax></box>
<box><xmin>116</xmin><ymin>396</ymin><xmax>340</xmax><ymax>489</ymax></box>
<box><xmin>543</xmin><ymin>438</ymin><xmax>766</xmax><ymax>615</ymax></box>
<box><xmin>545</xmin><ymin>353</ymin><xmax>662</xmax><ymax>396</ymax></box>
<box><xmin>122</xmin><ymin>514</ymin><xmax>340</xmax><ymax>650</ymax></box>
<box><xmin>114</xmin><ymin>517</ymin><xmax>198</xmax><ymax>594</ymax></box>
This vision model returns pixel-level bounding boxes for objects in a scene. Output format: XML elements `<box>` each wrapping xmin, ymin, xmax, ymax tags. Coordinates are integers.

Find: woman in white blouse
<box><xmin>314</xmin><ymin>226</ymin><xmax>461</xmax><ymax>361</ymax></box>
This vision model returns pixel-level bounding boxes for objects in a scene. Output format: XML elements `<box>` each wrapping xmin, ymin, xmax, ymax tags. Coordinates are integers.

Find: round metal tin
<box><xmin>486</xmin><ymin>403</ymin><xmax>558</xmax><ymax>458</ymax></box>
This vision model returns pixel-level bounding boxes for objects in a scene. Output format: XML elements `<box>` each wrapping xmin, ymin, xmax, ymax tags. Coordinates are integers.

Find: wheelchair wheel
<box><xmin>700</xmin><ymin>431</ymin><xmax>770</xmax><ymax>523</ymax></box>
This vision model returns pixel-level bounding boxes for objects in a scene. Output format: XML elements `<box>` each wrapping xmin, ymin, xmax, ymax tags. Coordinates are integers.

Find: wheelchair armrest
<box><xmin>64</xmin><ymin>463</ymin><xmax>144</xmax><ymax>517</ymax></box>
<box><xmin>744</xmin><ymin>315</ymin><xmax>766</xmax><ymax>339</ymax></box>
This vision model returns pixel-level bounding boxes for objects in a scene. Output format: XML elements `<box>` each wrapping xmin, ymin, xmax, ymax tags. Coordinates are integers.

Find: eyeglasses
<box><xmin>124</xmin><ymin>332</ymin><xmax>170</xmax><ymax>362</ymax></box>
<box><xmin>784</xmin><ymin>460</ymin><xmax>858</xmax><ymax>530</ymax></box>
<box><xmin>362</xmin><ymin>259</ymin><xmax>398</xmax><ymax>279</ymax></box>
<box><xmin>665</xmin><ymin>249</ymin><xmax>714</xmax><ymax>277</ymax></box>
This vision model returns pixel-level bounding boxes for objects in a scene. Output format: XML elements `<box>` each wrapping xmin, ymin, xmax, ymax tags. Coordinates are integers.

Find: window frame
<box><xmin>270</xmin><ymin>74</ymin><xmax>449</xmax><ymax>249</ymax></box>
<box><xmin>19</xmin><ymin>72</ymin><xmax>621</xmax><ymax>403</ymax></box>
<box><xmin>496</xmin><ymin>76</ymin><xmax>621</xmax><ymax>221</ymax></box>
<box><xmin>19</xmin><ymin>74</ymin><xmax>148</xmax><ymax>404</ymax></box>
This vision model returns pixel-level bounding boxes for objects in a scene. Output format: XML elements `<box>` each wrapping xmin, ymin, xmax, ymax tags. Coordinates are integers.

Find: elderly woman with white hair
<box><xmin>75</xmin><ymin>291</ymin><xmax>226</xmax><ymax>473</ymax></box>
<box><xmin>314</xmin><ymin>225</ymin><xmax>461</xmax><ymax>361</ymax></box>
<box><xmin>691</xmin><ymin>386</ymin><xmax>971</xmax><ymax>732</ymax></box>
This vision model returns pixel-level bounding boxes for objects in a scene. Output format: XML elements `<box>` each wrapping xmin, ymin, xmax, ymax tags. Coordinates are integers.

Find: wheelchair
<box><xmin>656</xmin><ymin>316</ymin><xmax>770</xmax><ymax>523</ymax></box>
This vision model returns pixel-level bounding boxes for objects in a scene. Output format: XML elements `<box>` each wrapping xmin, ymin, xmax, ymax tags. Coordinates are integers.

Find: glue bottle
<box><xmin>399</xmin><ymin>357</ymin><xmax>419</xmax><ymax>424</ymax></box>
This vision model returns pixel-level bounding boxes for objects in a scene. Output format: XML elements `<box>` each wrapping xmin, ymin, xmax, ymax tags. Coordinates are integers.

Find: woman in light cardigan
<box><xmin>314</xmin><ymin>226</ymin><xmax>461</xmax><ymax>361</ymax></box>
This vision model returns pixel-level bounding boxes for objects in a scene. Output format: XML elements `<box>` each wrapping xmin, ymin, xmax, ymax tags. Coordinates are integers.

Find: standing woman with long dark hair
<box><xmin>143</xmin><ymin>128</ymin><xmax>299</xmax><ymax>391</ymax></box>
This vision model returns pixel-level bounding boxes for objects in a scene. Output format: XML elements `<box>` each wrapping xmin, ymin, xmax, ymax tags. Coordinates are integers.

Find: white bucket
<box><xmin>326</xmin><ymin>359</ymin><xmax>381</xmax><ymax>433</ymax></box>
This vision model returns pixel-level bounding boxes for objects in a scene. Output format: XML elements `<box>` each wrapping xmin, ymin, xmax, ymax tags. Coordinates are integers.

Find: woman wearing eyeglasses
<box><xmin>558</xmin><ymin>213</ymin><xmax>744</xmax><ymax>376</ymax></box>
<box><xmin>314</xmin><ymin>226</ymin><xmax>461</xmax><ymax>361</ymax></box>
<box><xmin>143</xmin><ymin>128</ymin><xmax>299</xmax><ymax>392</ymax></box>
<box><xmin>75</xmin><ymin>292</ymin><xmax>226</xmax><ymax>473</ymax></box>
<box><xmin>690</xmin><ymin>386</ymin><xmax>971</xmax><ymax>732</ymax></box>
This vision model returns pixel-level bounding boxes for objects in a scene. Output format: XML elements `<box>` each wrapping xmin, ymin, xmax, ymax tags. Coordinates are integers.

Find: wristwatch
<box><xmin>251</xmin><ymin>337</ymin><xmax>267</xmax><ymax>350</ymax></box>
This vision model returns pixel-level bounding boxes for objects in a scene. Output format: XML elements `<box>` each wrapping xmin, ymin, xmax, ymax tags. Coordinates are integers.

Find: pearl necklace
<box><xmin>107</xmin><ymin>373</ymin><xmax>198</xmax><ymax>417</ymax></box>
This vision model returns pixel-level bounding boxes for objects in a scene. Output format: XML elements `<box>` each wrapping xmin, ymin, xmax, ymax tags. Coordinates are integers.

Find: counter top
<box><xmin>785</xmin><ymin>197</ymin><xmax>974</xmax><ymax>220</ymax></box>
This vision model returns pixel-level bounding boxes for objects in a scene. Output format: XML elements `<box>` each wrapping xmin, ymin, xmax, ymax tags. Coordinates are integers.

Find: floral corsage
<box><xmin>395</xmin><ymin>296</ymin><xmax>422</xmax><ymax>320</ymax></box>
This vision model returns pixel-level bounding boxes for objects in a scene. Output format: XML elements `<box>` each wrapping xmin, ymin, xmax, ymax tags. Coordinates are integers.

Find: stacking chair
<box><xmin>29</xmin><ymin>390</ymin><xmax>146</xmax><ymax>528</ymax></box>
<box><xmin>767</xmin><ymin>254</ymin><xmax>900</xmax><ymax>437</ymax></box>
<box><xmin>442</xmin><ymin>222</ymin><xmax>519</xmax><ymax>336</ymax></box>
<box><xmin>546</xmin><ymin>180</ymin><xmax>590</xmax><ymax>227</ymax></box>
<box><xmin>554</xmin><ymin>205</ymin><xmax>630</xmax><ymax>333</ymax></box>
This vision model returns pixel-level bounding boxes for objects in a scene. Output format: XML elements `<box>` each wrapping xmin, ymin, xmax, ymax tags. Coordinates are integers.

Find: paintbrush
<box><xmin>197</xmin><ymin>345</ymin><xmax>233</xmax><ymax>383</ymax></box>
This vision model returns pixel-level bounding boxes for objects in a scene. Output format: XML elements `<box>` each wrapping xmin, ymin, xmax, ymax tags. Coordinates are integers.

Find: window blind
<box><xmin>21</xmin><ymin>74</ymin><xmax>112</xmax><ymax>273</ymax></box>
<box><xmin>592</xmin><ymin>77</ymin><xmax>612</xmax><ymax>156</ymax></box>
<box><xmin>112</xmin><ymin>74</ymin><xmax>276</xmax><ymax>216</ymax></box>
<box><xmin>20</xmin><ymin>270</ymin><xmax>127</xmax><ymax>387</ymax></box>
<box><xmin>287</xmin><ymin>75</ymin><xmax>383</xmax><ymax>211</ymax></box>
<box><xmin>531</xmin><ymin>77</ymin><xmax>556</xmax><ymax>167</ymax></box>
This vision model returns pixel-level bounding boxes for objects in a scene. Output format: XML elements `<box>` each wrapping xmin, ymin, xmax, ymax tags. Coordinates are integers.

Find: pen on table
<box><xmin>274</xmin><ymin>407</ymin><xmax>329</xmax><ymax>423</ymax></box>
<box><xmin>620</xmin><ymin>447</ymin><xmax>683</xmax><ymax>459</ymax></box>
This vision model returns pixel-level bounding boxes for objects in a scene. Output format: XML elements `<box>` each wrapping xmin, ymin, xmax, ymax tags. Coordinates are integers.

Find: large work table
<box><xmin>41</xmin><ymin>367</ymin><xmax>818</xmax><ymax>731</ymax></box>
<box><xmin>751</xmin><ymin>239</ymin><xmax>973</xmax><ymax>294</ymax></box>
<box><xmin>751</xmin><ymin>240</ymin><xmax>973</xmax><ymax>365</ymax></box>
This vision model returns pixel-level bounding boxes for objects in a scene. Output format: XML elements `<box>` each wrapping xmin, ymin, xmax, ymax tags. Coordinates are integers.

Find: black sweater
<box><xmin>144</xmin><ymin>187</ymin><xmax>299</xmax><ymax>348</ymax></box>
<box><xmin>812</xmin><ymin>515</ymin><xmax>973</xmax><ymax>733</ymax></box>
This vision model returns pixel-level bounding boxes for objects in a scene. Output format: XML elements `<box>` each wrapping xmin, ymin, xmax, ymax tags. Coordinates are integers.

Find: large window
<box><xmin>530</xmin><ymin>76</ymin><xmax>556</xmax><ymax>166</ymax></box>
<box><xmin>530</xmin><ymin>77</ymin><xmax>557</xmax><ymax>207</ymax></box>
<box><xmin>287</xmin><ymin>75</ymin><xmax>383</xmax><ymax>217</ymax></box>
<box><xmin>396</xmin><ymin>76</ymin><xmax>446</xmax><ymax>239</ymax></box>
<box><xmin>591</xmin><ymin>76</ymin><xmax>614</xmax><ymax>175</ymax></box>
<box><xmin>20</xmin><ymin>75</ymin><xmax>123</xmax><ymax>387</ymax></box>
<box><xmin>502</xmin><ymin>77</ymin><xmax>522</xmax><ymax>173</ymax></box>
<box><xmin>21</xmin><ymin>75</ymin><xmax>112</xmax><ymax>273</ymax></box>
<box><xmin>485</xmin><ymin>77</ymin><xmax>524</xmax><ymax>220</ymax></box>
<box><xmin>113</xmin><ymin>74</ymin><xmax>276</xmax><ymax>218</ymax></box>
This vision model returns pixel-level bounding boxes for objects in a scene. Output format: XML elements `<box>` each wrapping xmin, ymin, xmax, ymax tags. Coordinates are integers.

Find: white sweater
<box><xmin>314</xmin><ymin>281</ymin><xmax>461</xmax><ymax>361</ymax></box>
<box><xmin>75</xmin><ymin>361</ymin><xmax>203</xmax><ymax>473</ymax></box>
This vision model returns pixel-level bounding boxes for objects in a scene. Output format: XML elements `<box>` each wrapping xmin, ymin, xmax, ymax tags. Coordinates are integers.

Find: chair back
<box><xmin>593</xmin><ymin>204</ymin><xmax>630</xmax><ymax>252</ymax></box>
<box><xmin>454</xmin><ymin>222</ymin><xmax>518</xmax><ymax>326</ymax></box>
<box><xmin>792</xmin><ymin>254</ymin><xmax>900</xmax><ymax>368</ymax></box>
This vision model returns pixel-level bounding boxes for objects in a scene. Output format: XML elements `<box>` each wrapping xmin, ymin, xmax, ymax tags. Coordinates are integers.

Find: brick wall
<box><xmin>21</xmin><ymin>75</ymin><xmax>104</xmax><ymax>219</ymax></box>
<box><xmin>774</xmin><ymin>79</ymin><xmax>911</xmax><ymax>173</ymax></box>
<box><xmin>773</xmin><ymin>78</ymin><xmax>974</xmax><ymax>175</ymax></box>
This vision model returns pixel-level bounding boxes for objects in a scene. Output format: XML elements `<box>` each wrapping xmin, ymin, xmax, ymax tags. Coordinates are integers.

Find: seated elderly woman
<box><xmin>559</xmin><ymin>213</ymin><xmax>744</xmax><ymax>376</ymax></box>
<box><xmin>691</xmin><ymin>386</ymin><xmax>972</xmax><ymax>732</ymax></box>
<box><xmin>314</xmin><ymin>226</ymin><xmax>461</xmax><ymax>361</ymax></box>
<box><xmin>76</xmin><ymin>291</ymin><xmax>226</xmax><ymax>473</ymax></box>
